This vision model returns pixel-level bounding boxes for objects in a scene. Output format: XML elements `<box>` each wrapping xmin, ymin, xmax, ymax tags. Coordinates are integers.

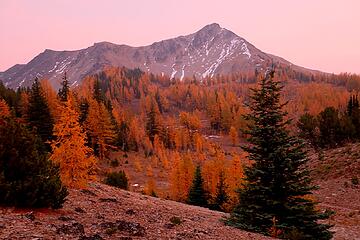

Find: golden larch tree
<box><xmin>229</xmin><ymin>126</ymin><xmax>238</xmax><ymax>146</ymax></box>
<box><xmin>226</xmin><ymin>153</ymin><xmax>245</xmax><ymax>208</ymax></box>
<box><xmin>50</xmin><ymin>97</ymin><xmax>97</xmax><ymax>188</ymax></box>
<box><xmin>0</xmin><ymin>99</ymin><xmax>10</xmax><ymax>118</ymax></box>
<box><xmin>41</xmin><ymin>79</ymin><xmax>61</xmax><ymax>121</ymax></box>
<box><xmin>169</xmin><ymin>151</ymin><xmax>194</xmax><ymax>202</ymax></box>
<box><xmin>85</xmin><ymin>98</ymin><xmax>116</xmax><ymax>160</ymax></box>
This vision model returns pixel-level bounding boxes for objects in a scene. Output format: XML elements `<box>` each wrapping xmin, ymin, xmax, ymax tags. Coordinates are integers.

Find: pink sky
<box><xmin>0</xmin><ymin>0</ymin><xmax>359</xmax><ymax>73</ymax></box>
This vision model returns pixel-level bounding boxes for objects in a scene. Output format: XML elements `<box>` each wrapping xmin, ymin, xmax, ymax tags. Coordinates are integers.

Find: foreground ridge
<box><xmin>0</xmin><ymin>182</ymin><xmax>272</xmax><ymax>239</ymax></box>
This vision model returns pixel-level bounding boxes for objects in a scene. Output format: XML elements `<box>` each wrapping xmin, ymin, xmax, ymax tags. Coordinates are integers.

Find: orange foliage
<box><xmin>0</xmin><ymin>99</ymin><xmax>10</xmax><ymax>118</ymax></box>
<box><xmin>85</xmin><ymin>98</ymin><xmax>116</xmax><ymax>160</ymax></box>
<box><xmin>50</xmin><ymin>97</ymin><xmax>97</xmax><ymax>188</ymax></box>
<box><xmin>41</xmin><ymin>79</ymin><xmax>61</xmax><ymax>121</ymax></box>
<box><xmin>169</xmin><ymin>151</ymin><xmax>194</xmax><ymax>202</ymax></box>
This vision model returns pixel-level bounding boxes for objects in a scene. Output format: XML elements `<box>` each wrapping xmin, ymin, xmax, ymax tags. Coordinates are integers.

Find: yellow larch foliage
<box><xmin>144</xmin><ymin>177</ymin><xmax>157</xmax><ymax>196</ymax></box>
<box><xmin>40</xmin><ymin>79</ymin><xmax>61</xmax><ymax>121</ymax></box>
<box><xmin>85</xmin><ymin>98</ymin><xmax>116</xmax><ymax>160</ymax></box>
<box><xmin>153</xmin><ymin>134</ymin><xmax>169</xmax><ymax>169</ymax></box>
<box><xmin>193</xmin><ymin>132</ymin><xmax>204</xmax><ymax>153</ymax></box>
<box><xmin>169</xmin><ymin>151</ymin><xmax>194</xmax><ymax>202</ymax></box>
<box><xmin>202</xmin><ymin>150</ymin><xmax>227</xmax><ymax>198</ymax></box>
<box><xmin>19</xmin><ymin>92</ymin><xmax>29</xmax><ymax>121</ymax></box>
<box><xmin>0</xmin><ymin>99</ymin><xmax>10</xmax><ymax>118</ymax></box>
<box><xmin>50</xmin><ymin>98</ymin><xmax>97</xmax><ymax>189</ymax></box>
<box><xmin>133</xmin><ymin>157</ymin><xmax>143</xmax><ymax>172</ymax></box>
<box><xmin>226</xmin><ymin>153</ymin><xmax>245</xmax><ymax>207</ymax></box>
<box><xmin>146</xmin><ymin>164</ymin><xmax>154</xmax><ymax>177</ymax></box>
<box><xmin>229</xmin><ymin>126</ymin><xmax>238</xmax><ymax>146</ymax></box>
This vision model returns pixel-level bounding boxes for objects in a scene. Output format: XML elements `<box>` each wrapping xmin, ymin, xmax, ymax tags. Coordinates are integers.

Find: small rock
<box><xmin>125</xmin><ymin>209</ymin><xmax>135</xmax><ymax>215</ymax></box>
<box><xmin>99</xmin><ymin>198</ymin><xmax>117</xmax><ymax>203</ymax></box>
<box><xmin>164</xmin><ymin>223</ymin><xmax>175</xmax><ymax>229</ymax></box>
<box><xmin>100</xmin><ymin>222</ymin><xmax>117</xmax><ymax>229</ymax></box>
<box><xmin>193</xmin><ymin>229</ymin><xmax>208</xmax><ymax>234</ymax></box>
<box><xmin>56</xmin><ymin>222</ymin><xmax>85</xmax><ymax>236</ymax></box>
<box><xmin>25</xmin><ymin>212</ymin><xmax>35</xmax><ymax>221</ymax></box>
<box><xmin>116</xmin><ymin>220</ymin><xmax>145</xmax><ymax>237</ymax></box>
<box><xmin>79</xmin><ymin>233</ymin><xmax>103</xmax><ymax>240</ymax></box>
<box><xmin>80</xmin><ymin>189</ymin><xmax>97</xmax><ymax>196</ymax></box>
<box><xmin>58</xmin><ymin>215</ymin><xmax>74</xmax><ymax>221</ymax></box>
<box><xmin>75</xmin><ymin>207</ymin><xmax>86</xmax><ymax>213</ymax></box>
<box><xmin>30</xmin><ymin>236</ymin><xmax>43</xmax><ymax>240</ymax></box>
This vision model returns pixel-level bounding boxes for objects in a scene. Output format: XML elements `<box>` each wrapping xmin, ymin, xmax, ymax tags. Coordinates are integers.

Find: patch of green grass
<box><xmin>105</xmin><ymin>227</ymin><xmax>117</xmax><ymax>235</ymax></box>
<box><xmin>170</xmin><ymin>216</ymin><xmax>182</xmax><ymax>225</ymax></box>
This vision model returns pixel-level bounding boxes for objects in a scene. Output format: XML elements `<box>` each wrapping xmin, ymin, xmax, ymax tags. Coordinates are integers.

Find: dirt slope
<box><xmin>309</xmin><ymin>143</ymin><xmax>360</xmax><ymax>240</ymax></box>
<box><xmin>0</xmin><ymin>182</ymin><xmax>272</xmax><ymax>240</ymax></box>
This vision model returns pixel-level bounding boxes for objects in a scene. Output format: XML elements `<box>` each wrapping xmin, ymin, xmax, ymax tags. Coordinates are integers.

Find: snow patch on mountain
<box><xmin>241</xmin><ymin>42</ymin><xmax>251</xmax><ymax>58</ymax></box>
<box><xmin>171</xmin><ymin>64</ymin><xmax>177</xmax><ymax>79</ymax></box>
<box><xmin>48</xmin><ymin>62</ymin><xmax>59</xmax><ymax>73</ymax></box>
<box><xmin>180</xmin><ymin>65</ymin><xmax>185</xmax><ymax>81</ymax></box>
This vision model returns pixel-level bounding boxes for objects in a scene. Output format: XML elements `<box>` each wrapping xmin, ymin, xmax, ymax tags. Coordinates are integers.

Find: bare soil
<box><xmin>0</xmin><ymin>182</ymin><xmax>272</xmax><ymax>240</ymax></box>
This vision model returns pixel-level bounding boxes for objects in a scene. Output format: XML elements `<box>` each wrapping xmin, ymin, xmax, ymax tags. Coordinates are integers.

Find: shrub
<box><xmin>170</xmin><ymin>216</ymin><xmax>182</xmax><ymax>225</ymax></box>
<box><xmin>351</xmin><ymin>176</ymin><xmax>359</xmax><ymax>185</ymax></box>
<box><xmin>0</xmin><ymin>117</ymin><xmax>68</xmax><ymax>208</ymax></box>
<box><xmin>105</xmin><ymin>170</ymin><xmax>129</xmax><ymax>190</ymax></box>
<box><xmin>110</xmin><ymin>159</ymin><xmax>119</xmax><ymax>167</ymax></box>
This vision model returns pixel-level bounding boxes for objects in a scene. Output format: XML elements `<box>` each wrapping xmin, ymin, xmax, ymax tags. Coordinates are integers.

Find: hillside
<box><xmin>0</xmin><ymin>145</ymin><xmax>359</xmax><ymax>240</ymax></box>
<box><xmin>309</xmin><ymin>143</ymin><xmax>360</xmax><ymax>240</ymax></box>
<box><xmin>0</xmin><ymin>23</ymin><xmax>319</xmax><ymax>89</ymax></box>
<box><xmin>0</xmin><ymin>182</ymin><xmax>272</xmax><ymax>240</ymax></box>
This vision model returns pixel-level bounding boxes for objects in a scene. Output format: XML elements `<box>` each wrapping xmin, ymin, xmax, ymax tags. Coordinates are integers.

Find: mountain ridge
<box><xmin>0</xmin><ymin>23</ymin><xmax>320</xmax><ymax>89</ymax></box>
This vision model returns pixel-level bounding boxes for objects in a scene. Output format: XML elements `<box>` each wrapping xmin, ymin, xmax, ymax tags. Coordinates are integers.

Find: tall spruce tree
<box><xmin>58</xmin><ymin>72</ymin><xmax>70</xmax><ymax>102</ymax></box>
<box><xmin>187</xmin><ymin>165</ymin><xmax>207</xmax><ymax>207</ymax></box>
<box><xmin>146</xmin><ymin>100</ymin><xmax>162</xmax><ymax>143</ymax></box>
<box><xmin>28</xmin><ymin>78</ymin><xmax>54</xmax><ymax>145</ymax></box>
<box><xmin>210</xmin><ymin>170</ymin><xmax>229</xmax><ymax>212</ymax></box>
<box><xmin>226</xmin><ymin>70</ymin><xmax>333</xmax><ymax>239</ymax></box>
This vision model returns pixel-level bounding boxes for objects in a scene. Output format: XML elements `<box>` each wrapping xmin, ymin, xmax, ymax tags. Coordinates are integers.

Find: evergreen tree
<box><xmin>347</xmin><ymin>95</ymin><xmax>353</xmax><ymax>116</ymax></box>
<box><xmin>226</xmin><ymin>70</ymin><xmax>333</xmax><ymax>239</ymax></box>
<box><xmin>318</xmin><ymin>107</ymin><xmax>342</xmax><ymax>147</ymax></box>
<box><xmin>27</xmin><ymin>78</ymin><xmax>54</xmax><ymax>145</ymax></box>
<box><xmin>105</xmin><ymin>170</ymin><xmax>129</xmax><ymax>190</ymax></box>
<box><xmin>58</xmin><ymin>72</ymin><xmax>70</xmax><ymax>102</ymax></box>
<box><xmin>146</xmin><ymin>100</ymin><xmax>162</xmax><ymax>143</ymax></box>
<box><xmin>93</xmin><ymin>78</ymin><xmax>105</xmax><ymax>103</ymax></box>
<box><xmin>79</xmin><ymin>98</ymin><xmax>89</xmax><ymax>125</ymax></box>
<box><xmin>0</xmin><ymin>115</ymin><xmax>68</xmax><ymax>208</ymax></box>
<box><xmin>187</xmin><ymin>165</ymin><xmax>207</xmax><ymax>207</ymax></box>
<box><xmin>353</xmin><ymin>95</ymin><xmax>359</xmax><ymax>109</ymax></box>
<box><xmin>297</xmin><ymin>113</ymin><xmax>319</xmax><ymax>147</ymax></box>
<box><xmin>210</xmin><ymin>170</ymin><xmax>229</xmax><ymax>212</ymax></box>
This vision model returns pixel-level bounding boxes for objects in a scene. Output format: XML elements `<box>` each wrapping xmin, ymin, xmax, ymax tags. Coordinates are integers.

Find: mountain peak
<box><xmin>1</xmin><ymin>24</ymin><xmax>316</xmax><ymax>89</ymax></box>
<box><xmin>201</xmin><ymin>23</ymin><xmax>221</xmax><ymax>31</ymax></box>
<box><xmin>196</xmin><ymin>23</ymin><xmax>222</xmax><ymax>35</ymax></box>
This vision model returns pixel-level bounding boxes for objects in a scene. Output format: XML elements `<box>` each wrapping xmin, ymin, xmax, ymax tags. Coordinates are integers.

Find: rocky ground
<box><xmin>0</xmin><ymin>182</ymin><xmax>272</xmax><ymax>240</ymax></box>
<box><xmin>310</xmin><ymin>143</ymin><xmax>360</xmax><ymax>240</ymax></box>
<box><xmin>1</xmin><ymin>143</ymin><xmax>359</xmax><ymax>240</ymax></box>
